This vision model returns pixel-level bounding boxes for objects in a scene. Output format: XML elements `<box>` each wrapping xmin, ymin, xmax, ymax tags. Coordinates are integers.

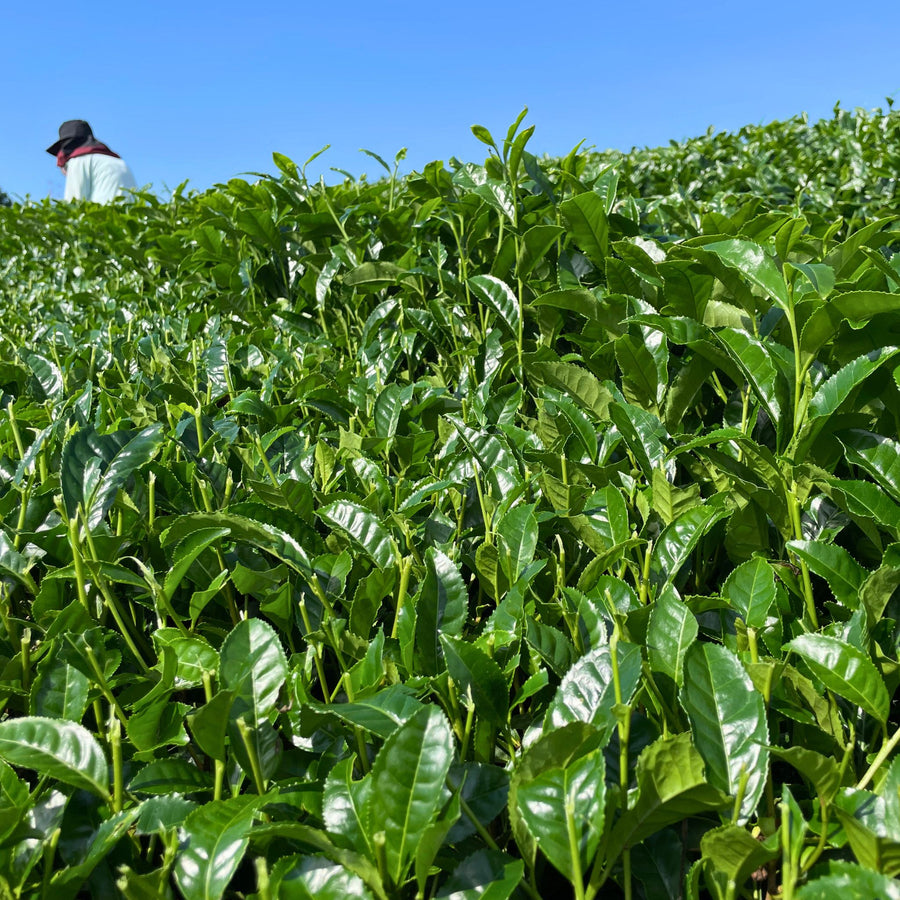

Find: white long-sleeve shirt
<box><xmin>65</xmin><ymin>153</ymin><xmax>137</xmax><ymax>203</ymax></box>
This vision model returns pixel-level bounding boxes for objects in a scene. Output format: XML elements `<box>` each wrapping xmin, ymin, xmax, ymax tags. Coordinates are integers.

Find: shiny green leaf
<box><xmin>318</xmin><ymin>499</ymin><xmax>394</xmax><ymax>570</ymax></box>
<box><xmin>560</xmin><ymin>191</ymin><xmax>609</xmax><ymax>266</ymax></box>
<box><xmin>702</xmin><ymin>239</ymin><xmax>790</xmax><ymax>311</ymax></box>
<box><xmin>651</xmin><ymin>496</ymin><xmax>731</xmax><ymax>588</ymax></box>
<box><xmin>365</xmin><ymin>706</ymin><xmax>454</xmax><ymax>885</ymax></box>
<box><xmin>680</xmin><ymin>644</ymin><xmax>768</xmax><ymax>822</ymax></box>
<box><xmin>786</xmin><ymin>540</ymin><xmax>868</xmax><ymax>607</ymax></box>
<box><xmin>436</xmin><ymin>849</ymin><xmax>524</xmax><ymax>900</ymax></box>
<box><xmin>544</xmin><ymin>642</ymin><xmax>641</xmax><ymax>736</ymax></box>
<box><xmin>604</xmin><ymin>733</ymin><xmax>728</xmax><ymax>859</ymax></box>
<box><xmin>468</xmin><ymin>275</ymin><xmax>520</xmax><ymax>337</ymax></box>
<box><xmin>808</xmin><ymin>347</ymin><xmax>899</xmax><ymax>421</ymax></box>
<box><xmin>517</xmin><ymin>748</ymin><xmax>606</xmax><ymax>882</ymax></box>
<box><xmin>786</xmin><ymin>633</ymin><xmax>889</xmax><ymax>722</ymax></box>
<box><xmin>722</xmin><ymin>557</ymin><xmax>777</xmax><ymax>629</ymax></box>
<box><xmin>415</xmin><ymin>548</ymin><xmax>468</xmax><ymax>675</ymax></box>
<box><xmin>0</xmin><ymin>716</ymin><xmax>108</xmax><ymax>799</ymax></box>
<box><xmin>174</xmin><ymin>796</ymin><xmax>262</xmax><ymax>900</ymax></box>
<box><xmin>648</xmin><ymin>584</ymin><xmax>698</xmax><ymax>687</ymax></box>
<box><xmin>441</xmin><ymin>635</ymin><xmax>509</xmax><ymax>727</ymax></box>
<box><xmin>796</xmin><ymin>862</ymin><xmax>900</xmax><ymax>899</ymax></box>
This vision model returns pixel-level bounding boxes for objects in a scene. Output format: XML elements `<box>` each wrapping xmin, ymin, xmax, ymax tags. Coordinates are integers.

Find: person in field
<box><xmin>46</xmin><ymin>120</ymin><xmax>137</xmax><ymax>203</ymax></box>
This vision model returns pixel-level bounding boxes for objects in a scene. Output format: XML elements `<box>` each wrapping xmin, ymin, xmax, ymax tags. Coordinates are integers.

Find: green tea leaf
<box><xmin>318</xmin><ymin>499</ymin><xmax>395</xmax><ymax>570</ymax></box>
<box><xmin>544</xmin><ymin>642</ymin><xmax>641</xmax><ymax>737</ymax></box>
<box><xmin>415</xmin><ymin>548</ymin><xmax>468</xmax><ymax>675</ymax></box>
<box><xmin>722</xmin><ymin>557</ymin><xmax>777</xmax><ymax>629</ymax></box>
<box><xmin>0</xmin><ymin>716</ymin><xmax>109</xmax><ymax>799</ymax></box>
<box><xmin>800</xmin><ymin>291</ymin><xmax>900</xmax><ymax>364</ymax></box>
<box><xmin>270</xmin><ymin>855</ymin><xmax>375</xmax><ymax>899</ymax></box>
<box><xmin>560</xmin><ymin>191</ymin><xmax>609</xmax><ymax>266</ymax></box>
<box><xmin>436</xmin><ymin>849</ymin><xmax>524</xmax><ymax>900</ymax></box>
<box><xmin>468</xmin><ymin>275</ymin><xmax>520</xmax><ymax>337</ymax></box>
<box><xmin>174</xmin><ymin>796</ymin><xmax>262</xmax><ymax>900</ymax></box>
<box><xmin>702</xmin><ymin>239</ymin><xmax>791</xmax><ymax>311</ymax></box>
<box><xmin>0</xmin><ymin>759</ymin><xmax>29</xmax><ymax>842</ymax></box>
<box><xmin>162</xmin><ymin>511</ymin><xmax>313</xmax><ymax>577</ymax></box>
<box><xmin>795</xmin><ymin>862</ymin><xmax>900</xmax><ymax>899</ymax></box>
<box><xmin>841</xmin><ymin>430</ymin><xmax>900</xmax><ymax>503</ymax></box>
<box><xmin>219</xmin><ymin>618</ymin><xmax>288</xmax><ymax>724</ymax></box>
<box><xmin>365</xmin><ymin>706</ymin><xmax>454</xmax><ymax>885</ymax></box>
<box><xmin>129</xmin><ymin>758</ymin><xmax>215</xmax><ymax>795</ymax></box>
<box><xmin>516</xmin><ymin>748</ymin><xmax>606</xmax><ymax>882</ymax></box>
<box><xmin>786</xmin><ymin>634</ymin><xmax>889</xmax><ymax>722</ymax></box>
<box><xmin>497</xmin><ymin>503</ymin><xmax>538</xmax><ymax>583</ymax></box>
<box><xmin>605</xmin><ymin>733</ymin><xmax>728</xmax><ymax>859</ymax></box>
<box><xmin>808</xmin><ymin>346</ymin><xmax>899</xmax><ymax>421</ymax></box>
<box><xmin>700</xmin><ymin>824</ymin><xmax>778</xmax><ymax>899</ymax></box>
<box><xmin>786</xmin><ymin>540</ymin><xmax>868</xmax><ymax>607</ymax></box>
<box><xmin>648</xmin><ymin>584</ymin><xmax>698</xmax><ymax>687</ymax></box>
<box><xmin>163</xmin><ymin>526</ymin><xmax>231</xmax><ymax>603</ymax></box>
<box><xmin>680</xmin><ymin>644</ymin><xmax>769</xmax><ymax>822</ymax></box>
<box><xmin>651</xmin><ymin>496</ymin><xmax>731</xmax><ymax>588</ymax></box>
<box><xmin>441</xmin><ymin>635</ymin><xmax>509</xmax><ymax>727</ymax></box>
<box><xmin>30</xmin><ymin>647</ymin><xmax>90</xmax><ymax>722</ymax></box>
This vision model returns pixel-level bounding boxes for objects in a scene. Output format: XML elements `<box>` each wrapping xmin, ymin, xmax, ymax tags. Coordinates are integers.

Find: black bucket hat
<box><xmin>46</xmin><ymin>120</ymin><xmax>95</xmax><ymax>156</ymax></box>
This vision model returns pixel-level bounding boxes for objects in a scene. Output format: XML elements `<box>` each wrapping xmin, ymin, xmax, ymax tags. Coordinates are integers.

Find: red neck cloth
<box><xmin>57</xmin><ymin>142</ymin><xmax>121</xmax><ymax>169</ymax></box>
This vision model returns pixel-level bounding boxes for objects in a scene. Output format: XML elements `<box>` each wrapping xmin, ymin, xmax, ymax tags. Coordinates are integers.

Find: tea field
<box><xmin>1</xmin><ymin>105</ymin><xmax>900</xmax><ymax>899</ymax></box>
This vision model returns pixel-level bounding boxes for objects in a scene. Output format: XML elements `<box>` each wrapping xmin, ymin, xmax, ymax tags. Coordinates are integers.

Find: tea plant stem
<box><xmin>93</xmin><ymin>699</ymin><xmax>107</xmax><ymax>741</ymax></box>
<box><xmin>780</xmin><ymin>795</ymin><xmax>797</xmax><ymax>900</ymax></box>
<box><xmin>856</xmin><ymin>721</ymin><xmax>900</xmax><ymax>790</ymax></box>
<box><xmin>319</xmin><ymin>183</ymin><xmax>350</xmax><ymax>243</ymax></box>
<box><xmin>298</xmin><ymin>599</ymin><xmax>331</xmax><ymax>701</ymax></box>
<box><xmin>457</xmin><ymin>791</ymin><xmax>499</xmax><ymax>851</ymax></box>
<box><xmin>516</xmin><ymin>273</ymin><xmax>524</xmax><ymax>378</ymax></box>
<box><xmin>236</xmin><ymin>716</ymin><xmax>268</xmax><ymax>795</ymax></box>
<box><xmin>738</xmin><ymin>385</ymin><xmax>750</xmax><ymax>454</ymax></box>
<box><xmin>638</xmin><ymin>540</ymin><xmax>653</xmax><ymax>606</ymax></box>
<box><xmin>747</xmin><ymin>626</ymin><xmax>759</xmax><ymax>664</ymax></box>
<box><xmin>472</xmin><ymin>465</ymin><xmax>492</xmax><ymax>543</ymax></box>
<box><xmin>565</xmin><ymin>797</ymin><xmax>587</xmax><ymax>900</ymax></box>
<box><xmin>13</xmin><ymin>472</ymin><xmax>33</xmax><ymax>550</ymax></box>
<box><xmin>7</xmin><ymin>401</ymin><xmax>26</xmax><ymax>460</ymax></box>
<box><xmin>82</xmin><ymin>643</ymin><xmax>129</xmax><ymax>727</ymax></box>
<box><xmin>255</xmin><ymin>857</ymin><xmax>272</xmax><ymax>900</ymax></box>
<box><xmin>40</xmin><ymin>827</ymin><xmax>61</xmax><ymax>900</ymax></box>
<box><xmin>611</xmin><ymin>629</ymin><xmax>633</xmax><ymax>900</ymax></box>
<box><xmin>788</xmin><ymin>307</ymin><xmax>804</xmax><ymax>449</ymax></box>
<box><xmin>0</xmin><ymin>584</ymin><xmax>17</xmax><ymax>645</ymax></box>
<box><xmin>802</xmin><ymin>803</ymin><xmax>830</xmax><ymax>875</ymax></box>
<box><xmin>202</xmin><ymin>672</ymin><xmax>226</xmax><ymax>800</ymax></box>
<box><xmin>255</xmin><ymin>434</ymin><xmax>281</xmax><ymax>488</ymax></box>
<box><xmin>787</xmin><ymin>485</ymin><xmax>818</xmax><ymax>629</ymax></box>
<box><xmin>640</xmin><ymin>666</ymin><xmax>680</xmax><ymax>735</ymax></box>
<box><xmin>454</xmin><ymin>788</ymin><xmax>542</xmax><ymax>900</ymax></box>
<box><xmin>148</xmin><ymin>470</ymin><xmax>156</xmax><ymax>529</ymax></box>
<box><xmin>730</xmin><ymin>767</ymin><xmax>749</xmax><ymax>825</ymax></box>
<box><xmin>373</xmin><ymin>831</ymin><xmax>389</xmax><ymax>892</ymax></box>
<box><xmin>110</xmin><ymin>716</ymin><xmax>124</xmax><ymax>813</ymax></box>
<box><xmin>459</xmin><ymin>693</ymin><xmax>476</xmax><ymax>762</ymax></box>
<box><xmin>81</xmin><ymin>524</ymin><xmax>151</xmax><ymax>671</ymax></box>
<box><xmin>390</xmin><ymin>556</ymin><xmax>413</xmax><ymax>640</ymax></box>
<box><xmin>67</xmin><ymin>513</ymin><xmax>91</xmax><ymax>611</ymax></box>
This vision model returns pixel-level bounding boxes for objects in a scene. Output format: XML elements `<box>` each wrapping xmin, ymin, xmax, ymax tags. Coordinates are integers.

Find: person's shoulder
<box><xmin>66</xmin><ymin>154</ymin><xmax>90</xmax><ymax>171</ymax></box>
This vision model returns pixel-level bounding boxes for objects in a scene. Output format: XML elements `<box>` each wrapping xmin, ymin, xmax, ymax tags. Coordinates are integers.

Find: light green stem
<box><xmin>566</xmin><ymin>798</ymin><xmax>587</xmax><ymax>900</ymax></box>
<box><xmin>856</xmin><ymin>721</ymin><xmax>900</xmax><ymax>790</ymax></box>
<box><xmin>236</xmin><ymin>716</ymin><xmax>268</xmax><ymax>795</ymax></box>
<box><xmin>390</xmin><ymin>557</ymin><xmax>413</xmax><ymax>640</ymax></box>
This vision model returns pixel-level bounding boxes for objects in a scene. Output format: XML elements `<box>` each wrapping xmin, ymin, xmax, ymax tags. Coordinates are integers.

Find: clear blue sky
<box><xmin>3</xmin><ymin>1</ymin><xmax>899</xmax><ymax>201</ymax></box>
